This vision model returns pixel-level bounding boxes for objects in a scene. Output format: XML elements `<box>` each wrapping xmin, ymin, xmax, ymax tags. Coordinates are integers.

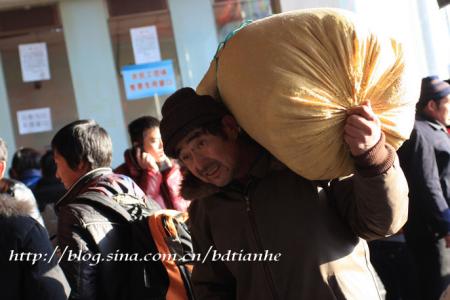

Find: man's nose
<box><xmin>193</xmin><ymin>152</ymin><xmax>209</xmax><ymax>172</ymax></box>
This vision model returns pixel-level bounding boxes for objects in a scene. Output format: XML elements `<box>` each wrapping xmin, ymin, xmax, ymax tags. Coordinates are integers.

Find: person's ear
<box><xmin>0</xmin><ymin>161</ymin><xmax>5</xmax><ymax>179</ymax></box>
<box><xmin>76</xmin><ymin>160</ymin><xmax>90</xmax><ymax>173</ymax></box>
<box><xmin>427</xmin><ymin>99</ymin><xmax>438</xmax><ymax>112</ymax></box>
<box><xmin>222</xmin><ymin>115</ymin><xmax>241</xmax><ymax>140</ymax></box>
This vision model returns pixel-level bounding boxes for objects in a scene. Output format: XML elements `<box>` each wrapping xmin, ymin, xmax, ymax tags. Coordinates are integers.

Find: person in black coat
<box><xmin>398</xmin><ymin>76</ymin><xmax>450</xmax><ymax>300</ymax></box>
<box><xmin>34</xmin><ymin>150</ymin><xmax>66</xmax><ymax>211</ymax></box>
<box><xmin>52</xmin><ymin>120</ymin><xmax>159</xmax><ymax>300</ymax></box>
<box><xmin>0</xmin><ymin>193</ymin><xmax>70</xmax><ymax>300</ymax></box>
<box><xmin>33</xmin><ymin>150</ymin><xmax>66</xmax><ymax>241</ymax></box>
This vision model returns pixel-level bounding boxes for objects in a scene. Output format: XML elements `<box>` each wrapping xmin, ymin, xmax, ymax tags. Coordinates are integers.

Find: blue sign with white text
<box><xmin>121</xmin><ymin>60</ymin><xmax>177</xmax><ymax>100</ymax></box>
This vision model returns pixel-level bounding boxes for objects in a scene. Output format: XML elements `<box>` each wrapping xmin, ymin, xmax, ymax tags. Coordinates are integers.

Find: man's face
<box><xmin>176</xmin><ymin>123</ymin><xmax>240</xmax><ymax>187</ymax></box>
<box><xmin>433</xmin><ymin>95</ymin><xmax>450</xmax><ymax>126</ymax></box>
<box><xmin>142</xmin><ymin>127</ymin><xmax>165</xmax><ymax>163</ymax></box>
<box><xmin>53</xmin><ymin>150</ymin><xmax>86</xmax><ymax>189</ymax></box>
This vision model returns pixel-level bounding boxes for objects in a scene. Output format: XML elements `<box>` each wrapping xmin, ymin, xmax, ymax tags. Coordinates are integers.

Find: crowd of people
<box><xmin>0</xmin><ymin>76</ymin><xmax>449</xmax><ymax>300</ymax></box>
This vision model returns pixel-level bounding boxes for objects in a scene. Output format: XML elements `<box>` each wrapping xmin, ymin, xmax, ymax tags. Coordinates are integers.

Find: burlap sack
<box><xmin>197</xmin><ymin>8</ymin><xmax>418</xmax><ymax>180</ymax></box>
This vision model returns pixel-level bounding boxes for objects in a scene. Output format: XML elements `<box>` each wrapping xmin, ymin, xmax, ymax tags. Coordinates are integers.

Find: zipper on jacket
<box><xmin>244</xmin><ymin>193</ymin><xmax>280</xmax><ymax>300</ymax></box>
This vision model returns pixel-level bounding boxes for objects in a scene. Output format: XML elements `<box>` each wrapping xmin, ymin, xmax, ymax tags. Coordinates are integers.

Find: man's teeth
<box><xmin>205</xmin><ymin>165</ymin><xmax>218</xmax><ymax>176</ymax></box>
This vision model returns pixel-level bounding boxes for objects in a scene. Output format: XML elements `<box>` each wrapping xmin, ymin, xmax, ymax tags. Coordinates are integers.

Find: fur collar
<box><xmin>0</xmin><ymin>194</ymin><xmax>33</xmax><ymax>217</ymax></box>
<box><xmin>180</xmin><ymin>171</ymin><xmax>220</xmax><ymax>200</ymax></box>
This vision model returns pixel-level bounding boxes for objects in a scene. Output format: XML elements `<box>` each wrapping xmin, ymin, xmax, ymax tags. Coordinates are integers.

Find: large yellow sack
<box><xmin>197</xmin><ymin>8</ymin><xmax>418</xmax><ymax>180</ymax></box>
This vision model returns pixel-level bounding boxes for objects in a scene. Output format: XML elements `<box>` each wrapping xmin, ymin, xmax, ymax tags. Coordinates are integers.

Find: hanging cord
<box><xmin>214</xmin><ymin>20</ymin><xmax>253</xmax><ymax>100</ymax></box>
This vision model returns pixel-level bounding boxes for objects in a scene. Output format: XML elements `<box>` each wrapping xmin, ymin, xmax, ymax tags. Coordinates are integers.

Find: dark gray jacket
<box><xmin>398</xmin><ymin>114</ymin><xmax>450</xmax><ymax>239</ymax></box>
<box><xmin>184</xmin><ymin>144</ymin><xmax>408</xmax><ymax>300</ymax></box>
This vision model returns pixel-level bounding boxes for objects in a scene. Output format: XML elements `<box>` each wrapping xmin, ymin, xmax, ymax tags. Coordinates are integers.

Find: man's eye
<box><xmin>197</xmin><ymin>139</ymin><xmax>206</xmax><ymax>148</ymax></box>
<box><xmin>180</xmin><ymin>153</ymin><xmax>191</xmax><ymax>162</ymax></box>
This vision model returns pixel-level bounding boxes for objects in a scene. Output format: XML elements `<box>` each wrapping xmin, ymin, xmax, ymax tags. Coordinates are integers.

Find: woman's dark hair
<box><xmin>128</xmin><ymin>116</ymin><xmax>160</xmax><ymax>145</ymax></box>
<box><xmin>11</xmin><ymin>148</ymin><xmax>41</xmax><ymax>177</ymax></box>
<box><xmin>51</xmin><ymin>120</ymin><xmax>112</xmax><ymax>170</ymax></box>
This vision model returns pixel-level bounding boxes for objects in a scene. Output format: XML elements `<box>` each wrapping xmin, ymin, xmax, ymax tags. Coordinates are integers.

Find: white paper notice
<box><xmin>17</xmin><ymin>107</ymin><xmax>52</xmax><ymax>135</ymax></box>
<box><xmin>19</xmin><ymin>43</ymin><xmax>51</xmax><ymax>82</ymax></box>
<box><xmin>130</xmin><ymin>26</ymin><xmax>161</xmax><ymax>64</ymax></box>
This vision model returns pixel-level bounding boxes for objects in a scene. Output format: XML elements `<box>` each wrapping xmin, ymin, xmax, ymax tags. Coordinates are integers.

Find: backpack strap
<box><xmin>75</xmin><ymin>191</ymin><xmax>134</xmax><ymax>222</ymax></box>
<box><xmin>148</xmin><ymin>210</ymin><xmax>192</xmax><ymax>300</ymax></box>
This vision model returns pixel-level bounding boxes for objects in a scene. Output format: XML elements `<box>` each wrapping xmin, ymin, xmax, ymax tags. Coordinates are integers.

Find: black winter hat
<box><xmin>419</xmin><ymin>76</ymin><xmax>450</xmax><ymax>104</ymax></box>
<box><xmin>160</xmin><ymin>87</ymin><xmax>229</xmax><ymax>158</ymax></box>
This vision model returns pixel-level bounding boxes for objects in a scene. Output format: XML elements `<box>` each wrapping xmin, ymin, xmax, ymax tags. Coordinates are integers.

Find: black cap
<box><xmin>160</xmin><ymin>88</ymin><xmax>229</xmax><ymax>157</ymax></box>
<box><xmin>419</xmin><ymin>76</ymin><xmax>450</xmax><ymax>103</ymax></box>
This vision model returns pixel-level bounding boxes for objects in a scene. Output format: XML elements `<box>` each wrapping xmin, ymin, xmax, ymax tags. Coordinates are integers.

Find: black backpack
<box><xmin>78</xmin><ymin>191</ymin><xmax>195</xmax><ymax>300</ymax></box>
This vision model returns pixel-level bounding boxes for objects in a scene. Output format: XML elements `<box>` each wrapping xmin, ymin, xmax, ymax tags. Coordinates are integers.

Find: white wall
<box><xmin>415</xmin><ymin>0</ymin><xmax>450</xmax><ymax>78</ymax></box>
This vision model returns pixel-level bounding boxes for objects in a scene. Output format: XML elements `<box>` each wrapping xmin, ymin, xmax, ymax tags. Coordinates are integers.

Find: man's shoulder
<box><xmin>415</xmin><ymin>118</ymin><xmax>444</xmax><ymax>132</ymax></box>
<box><xmin>57</xmin><ymin>191</ymin><xmax>128</xmax><ymax>229</ymax></box>
<box><xmin>414</xmin><ymin>119</ymin><xmax>448</xmax><ymax>144</ymax></box>
<box><xmin>414</xmin><ymin>118</ymin><xmax>432</xmax><ymax>132</ymax></box>
<box><xmin>67</xmin><ymin>172</ymin><xmax>149</xmax><ymax>219</ymax></box>
<box><xmin>0</xmin><ymin>215</ymin><xmax>42</xmax><ymax>252</ymax></box>
<box><xmin>0</xmin><ymin>193</ymin><xmax>41</xmax><ymax>241</ymax></box>
<box><xmin>96</xmin><ymin>171</ymin><xmax>135</xmax><ymax>187</ymax></box>
<box><xmin>72</xmin><ymin>169</ymin><xmax>143</xmax><ymax>199</ymax></box>
<box><xmin>57</xmin><ymin>199</ymin><xmax>102</xmax><ymax>226</ymax></box>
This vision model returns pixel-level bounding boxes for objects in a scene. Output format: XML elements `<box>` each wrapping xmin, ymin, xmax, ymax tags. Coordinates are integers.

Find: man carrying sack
<box><xmin>159</xmin><ymin>87</ymin><xmax>409</xmax><ymax>299</ymax></box>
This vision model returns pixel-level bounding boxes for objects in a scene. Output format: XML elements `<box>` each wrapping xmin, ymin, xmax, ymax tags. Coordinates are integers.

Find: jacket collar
<box><xmin>428</xmin><ymin>121</ymin><xmax>447</xmax><ymax>133</ymax></box>
<box><xmin>247</xmin><ymin>149</ymin><xmax>274</xmax><ymax>179</ymax></box>
<box><xmin>55</xmin><ymin>167</ymin><xmax>112</xmax><ymax>208</ymax></box>
<box><xmin>417</xmin><ymin>113</ymin><xmax>448</xmax><ymax>133</ymax></box>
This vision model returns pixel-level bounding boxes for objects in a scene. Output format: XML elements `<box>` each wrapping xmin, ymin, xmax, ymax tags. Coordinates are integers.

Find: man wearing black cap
<box><xmin>398</xmin><ymin>76</ymin><xmax>450</xmax><ymax>300</ymax></box>
<box><xmin>160</xmin><ymin>87</ymin><xmax>408</xmax><ymax>299</ymax></box>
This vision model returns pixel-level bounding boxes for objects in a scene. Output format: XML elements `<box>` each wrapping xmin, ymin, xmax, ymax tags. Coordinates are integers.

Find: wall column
<box><xmin>168</xmin><ymin>0</ymin><xmax>219</xmax><ymax>88</ymax></box>
<box><xmin>0</xmin><ymin>52</ymin><xmax>16</xmax><ymax>169</ymax></box>
<box><xmin>59</xmin><ymin>0</ymin><xmax>128</xmax><ymax>167</ymax></box>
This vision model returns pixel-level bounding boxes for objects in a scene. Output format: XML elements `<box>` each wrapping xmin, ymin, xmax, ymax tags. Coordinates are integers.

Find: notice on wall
<box><xmin>17</xmin><ymin>107</ymin><xmax>52</xmax><ymax>135</ymax></box>
<box><xmin>18</xmin><ymin>43</ymin><xmax>51</xmax><ymax>82</ymax></box>
<box><xmin>121</xmin><ymin>60</ymin><xmax>177</xmax><ymax>100</ymax></box>
<box><xmin>130</xmin><ymin>25</ymin><xmax>161</xmax><ymax>65</ymax></box>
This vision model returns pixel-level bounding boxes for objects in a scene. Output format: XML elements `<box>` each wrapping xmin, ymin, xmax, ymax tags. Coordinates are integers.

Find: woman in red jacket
<box><xmin>115</xmin><ymin>116</ymin><xmax>189</xmax><ymax>211</ymax></box>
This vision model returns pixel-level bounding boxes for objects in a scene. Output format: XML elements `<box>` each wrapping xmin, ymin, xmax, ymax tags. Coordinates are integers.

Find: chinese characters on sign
<box><xmin>130</xmin><ymin>25</ymin><xmax>161</xmax><ymax>65</ymax></box>
<box><xmin>121</xmin><ymin>60</ymin><xmax>177</xmax><ymax>100</ymax></box>
<box><xmin>18</xmin><ymin>43</ymin><xmax>51</xmax><ymax>82</ymax></box>
<box><xmin>16</xmin><ymin>107</ymin><xmax>52</xmax><ymax>135</ymax></box>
